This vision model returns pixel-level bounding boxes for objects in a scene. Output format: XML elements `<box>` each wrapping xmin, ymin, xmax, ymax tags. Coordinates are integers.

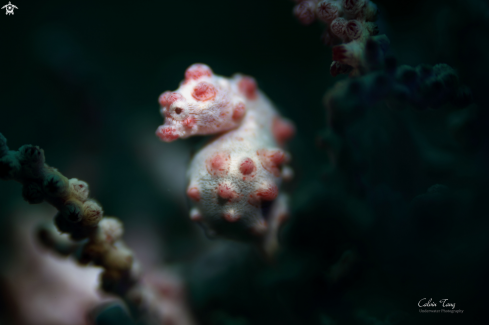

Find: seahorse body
<box><xmin>156</xmin><ymin>64</ymin><xmax>295</xmax><ymax>254</ymax></box>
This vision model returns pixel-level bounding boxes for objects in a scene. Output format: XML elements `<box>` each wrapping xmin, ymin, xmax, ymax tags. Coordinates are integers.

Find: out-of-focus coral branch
<box><xmin>0</xmin><ymin>132</ymin><xmax>179</xmax><ymax>324</ymax></box>
<box><xmin>318</xmin><ymin>40</ymin><xmax>473</xmax><ymax>194</ymax></box>
<box><xmin>324</xmin><ymin>57</ymin><xmax>473</xmax><ymax>134</ymax></box>
<box><xmin>293</xmin><ymin>0</ymin><xmax>387</xmax><ymax>76</ymax></box>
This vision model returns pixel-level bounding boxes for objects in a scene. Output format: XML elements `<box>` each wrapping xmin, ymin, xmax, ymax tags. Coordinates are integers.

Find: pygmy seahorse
<box><xmin>156</xmin><ymin>64</ymin><xmax>295</xmax><ymax>255</ymax></box>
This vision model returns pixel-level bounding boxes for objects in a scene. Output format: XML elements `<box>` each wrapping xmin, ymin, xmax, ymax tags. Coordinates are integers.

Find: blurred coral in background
<box><xmin>1</xmin><ymin>0</ymin><xmax>489</xmax><ymax>324</ymax></box>
<box><xmin>2</xmin><ymin>205</ymin><xmax>104</xmax><ymax>325</ymax></box>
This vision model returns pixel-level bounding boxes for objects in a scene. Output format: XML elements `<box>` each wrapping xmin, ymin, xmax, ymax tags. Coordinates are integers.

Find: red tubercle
<box><xmin>156</xmin><ymin>125</ymin><xmax>179</xmax><ymax>142</ymax></box>
<box><xmin>217</xmin><ymin>183</ymin><xmax>238</xmax><ymax>201</ymax></box>
<box><xmin>270</xmin><ymin>150</ymin><xmax>287</xmax><ymax>165</ymax></box>
<box><xmin>257</xmin><ymin>149</ymin><xmax>288</xmax><ymax>177</ymax></box>
<box><xmin>187</xmin><ymin>186</ymin><xmax>201</xmax><ymax>202</ymax></box>
<box><xmin>239</xmin><ymin>158</ymin><xmax>256</xmax><ymax>176</ymax></box>
<box><xmin>247</xmin><ymin>183</ymin><xmax>279</xmax><ymax>208</ymax></box>
<box><xmin>192</xmin><ymin>82</ymin><xmax>217</xmax><ymax>101</ymax></box>
<box><xmin>182</xmin><ymin>116</ymin><xmax>196</xmax><ymax>129</ymax></box>
<box><xmin>158</xmin><ymin>91</ymin><xmax>172</xmax><ymax>107</ymax></box>
<box><xmin>206</xmin><ymin>152</ymin><xmax>231</xmax><ymax>177</ymax></box>
<box><xmin>184</xmin><ymin>64</ymin><xmax>213</xmax><ymax>83</ymax></box>
<box><xmin>272</xmin><ymin>117</ymin><xmax>295</xmax><ymax>145</ymax></box>
<box><xmin>169</xmin><ymin>93</ymin><xmax>183</xmax><ymax>104</ymax></box>
<box><xmin>232</xmin><ymin>102</ymin><xmax>246</xmax><ymax>121</ymax></box>
<box><xmin>238</xmin><ymin>77</ymin><xmax>258</xmax><ymax>100</ymax></box>
<box><xmin>159</xmin><ymin>92</ymin><xmax>183</xmax><ymax>107</ymax></box>
<box><xmin>256</xmin><ymin>183</ymin><xmax>279</xmax><ymax>201</ymax></box>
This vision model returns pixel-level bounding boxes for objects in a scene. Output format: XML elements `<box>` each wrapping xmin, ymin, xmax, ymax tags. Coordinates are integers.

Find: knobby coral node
<box><xmin>293</xmin><ymin>0</ymin><xmax>385</xmax><ymax>76</ymax></box>
<box><xmin>0</xmin><ymin>132</ymin><xmax>177</xmax><ymax>323</ymax></box>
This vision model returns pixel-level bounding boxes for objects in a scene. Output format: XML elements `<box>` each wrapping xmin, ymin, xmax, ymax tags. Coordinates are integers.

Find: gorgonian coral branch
<box><xmin>293</xmin><ymin>0</ymin><xmax>387</xmax><ymax>76</ymax></box>
<box><xmin>0</xmin><ymin>133</ymin><xmax>170</xmax><ymax>323</ymax></box>
<box><xmin>324</xmin><ymin>60</ymin><xmax>473</xmax><ymax>132</ymax></box>
<box><xmin>320</xmin><ymin>50</ymin><xmax>473</xmax><ymax>186</ymax></box>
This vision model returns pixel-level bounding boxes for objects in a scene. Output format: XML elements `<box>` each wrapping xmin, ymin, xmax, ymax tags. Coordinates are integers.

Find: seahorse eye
<box><xmin>170</xmin><ymin>106</ymin><xmax>188</xmax><ymax>120</ymax></box>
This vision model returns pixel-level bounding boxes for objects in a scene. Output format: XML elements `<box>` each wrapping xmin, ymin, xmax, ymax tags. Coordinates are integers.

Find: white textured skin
<box><xmin>156</xmin><ymin>65</ymin><xmax>247</xmax><ymax>141</ymax></box>
<box><xmin>187</xmin><ymin>90</ymin><xmax>291</xmax><ymax>249</ymax></box>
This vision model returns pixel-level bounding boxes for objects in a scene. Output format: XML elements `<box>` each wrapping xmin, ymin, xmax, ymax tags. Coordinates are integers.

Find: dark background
<box><xmin>1</xmin><ymin>0</ymin><xmax>488</xmax><ymax>324</ymax></box>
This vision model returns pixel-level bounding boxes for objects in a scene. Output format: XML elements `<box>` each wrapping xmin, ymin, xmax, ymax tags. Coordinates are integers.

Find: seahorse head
<box><xmin>156</xmin><ymin>64</ymin><xmax>247</xmax><ymax>142</ymax></box>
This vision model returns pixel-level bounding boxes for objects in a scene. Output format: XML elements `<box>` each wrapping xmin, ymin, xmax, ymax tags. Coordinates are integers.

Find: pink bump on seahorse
<box><xmin>156</xmin><ymin>64</ymin><xmax>295</xmax><ymax>255</ymax></box>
